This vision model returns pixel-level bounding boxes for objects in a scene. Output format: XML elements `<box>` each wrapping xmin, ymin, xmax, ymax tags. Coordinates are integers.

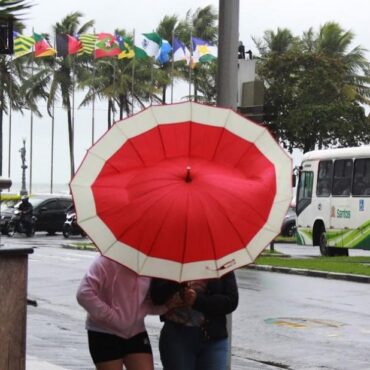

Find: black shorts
<box><xmin>88</xmin><ymin>330</ymin><xmax>152</xmax><ymax>364</ymax></box>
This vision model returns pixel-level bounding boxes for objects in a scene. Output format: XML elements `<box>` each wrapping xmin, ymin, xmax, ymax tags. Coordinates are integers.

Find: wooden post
<box><xmin>0</xmin><ymin>247</ymin><xmax>33</xmax><ymax>370</ymax></box>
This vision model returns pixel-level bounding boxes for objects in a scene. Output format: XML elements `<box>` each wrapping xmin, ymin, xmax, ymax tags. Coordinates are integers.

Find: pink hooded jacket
<box><xmin>76</xmin><ymin>255</ymin><xmax>165</xmax><ymax>339</ymax></box>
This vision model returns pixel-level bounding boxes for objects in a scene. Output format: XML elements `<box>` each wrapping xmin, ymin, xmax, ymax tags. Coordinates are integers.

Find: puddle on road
<box><xmin>265</xmin><ymin>317</ymin><xmax>345</xmax><ymax>329</ymax></box>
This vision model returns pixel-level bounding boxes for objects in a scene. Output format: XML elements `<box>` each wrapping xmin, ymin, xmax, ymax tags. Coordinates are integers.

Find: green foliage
<box><xmin>256</xmin><ymin>23</ymin><xmax>370</xmax><ymax>152</ymax></box>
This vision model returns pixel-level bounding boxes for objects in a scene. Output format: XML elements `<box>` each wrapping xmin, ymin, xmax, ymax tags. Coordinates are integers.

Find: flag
<box><xmin>78</xmin><ymin>34</ymin><xmax>97</xmax><ymax>55</ymax></box>
<box><xmin>33</xmin><ymin>32</ymin><xmax>56</xmax><ymax>57</ymax></box>
<box><xmin>56</xmin><ymin>34</ymin><xmax>82</xmax><ymax>57</ymax></box>
<box><xmin>116</xmin><ymin>35</ymin><xmax>135</xmax><ymax>59</ymax></box>
<box><xmin>156</xmin><ymin>39</ymin><xmax>172</xmax><ymax>65</ymax></box>
<box><xmin>13</xmin><ymin>31</ymin><xmax>35</xmax><ymax>58</ymax></box>
<box><xmin>192</xmin><ymin>37</ymin><xmax>217</xmax><ymax>65</ymax></box>
<box><xmin>134</xmin><ymin>32</ymin><xmax>162</xmax><ymax>59</ymax></box>
<box><xmin>172</xmin><ymin>37</ymin><xmax>190</xmax><ymax>64</ymax></box>
<box><xmin>95</xmin><ymin>33</ymin><xmax>120</xmax><ymax>59</ymax></box>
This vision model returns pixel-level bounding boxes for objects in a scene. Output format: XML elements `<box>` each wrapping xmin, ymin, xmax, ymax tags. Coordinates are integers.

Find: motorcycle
<box><xmin>62</xmin><ymin>209</ymin><xmax>86</xmax><ymax>238</ymax></box>
<box><xmin>7</xmin><ymin>209</ymin><xmax>35</xmax><ymax>237</ymax></box>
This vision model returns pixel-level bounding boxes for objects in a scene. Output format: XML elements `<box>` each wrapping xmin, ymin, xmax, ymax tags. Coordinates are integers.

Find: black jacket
<box><xmin>150</xmin><ymin>272</ymin><xmax>239</xmax><ymax>341</ymax></box>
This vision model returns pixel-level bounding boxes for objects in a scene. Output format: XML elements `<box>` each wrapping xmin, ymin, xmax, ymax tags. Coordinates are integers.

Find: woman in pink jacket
<box><xmin>76</xmin><ymin>255</ymin><xmax>167</xmax><ymax>370</ymax></box>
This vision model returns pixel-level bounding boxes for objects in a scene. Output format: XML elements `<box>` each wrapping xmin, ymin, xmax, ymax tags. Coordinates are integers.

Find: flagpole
<box><xmin>7</xmin><ymin>55</ymin><xmax>13</xmax><ymax>181</ymax></box>
<box><xmin>29</xmin><ymin>28</ymin><xmax>35</xmax><ymax>195</ymax></box>
<box><xmin>113</xmin><ymin>58</ymin><xmax>117</xmax><ymax>122</ymax></box>
<box><xmin>189</xmin><ymin>30</ymin><xmax>193</xmax><ymax>101</ymax></box>
<box><xmin>50</xmin><ymin>34</ymin><xmax>57</xmax><ymax>194</ymax></box>
<box><xmin>170</xmin><ymin>29</ymin><xmax>175</xmax><ymax>104</ymax></box>
<box><xmin>131</xmin><ymin>29</ymin><xmax>136</xmax><ymax>115</ymax></box>
<box><xmin>150</xmin><ymin>60</ymin><xmax>154</xmax><ymax>105</ymax></box>
<box><xmin>92</xmin><ymin>59</ymin><xmax>96</xmax><ymax>145</ymax></box>
<box><xmin>50</xmin><ymin>101</ymin><xmax>55</xmax><ymax>194</ymax></box>
<box><xmin>91</xmin><ymin>28</ymin><xmax>96</xmax><ymax>145</ymax></box>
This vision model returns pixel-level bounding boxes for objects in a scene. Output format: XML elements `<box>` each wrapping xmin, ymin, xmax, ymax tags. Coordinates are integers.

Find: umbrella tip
<box><xmin>185</xmin><ymin>166</ymin><xmax>192</xmax><ymax>183</ymax></box>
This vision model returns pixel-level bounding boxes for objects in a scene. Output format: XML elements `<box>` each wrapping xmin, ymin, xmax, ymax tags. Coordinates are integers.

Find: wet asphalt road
<box><xmin>3</xmin><ymin>234</ymin><xmax>370</xmax><ymax>369</ymax></box>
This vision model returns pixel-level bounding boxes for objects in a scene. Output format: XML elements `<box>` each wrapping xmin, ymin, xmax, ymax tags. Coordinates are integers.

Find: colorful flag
<box><xmin>95</xmin><ymin>33</ymin><xmax>120</xmax><ymax>59</ymax></box>
<box><xmin>56</xmin><ymin>34</ymin><xmax>82</xmax><ymax>57</ymax></box>
<box><xmin>78</xmin><ymin>34</ymin><xmax>97</xmax><ymax>55</ymax></box>
<box><xmin>156</xmin><ymin>39</ymin><xmax>172</xmax><ymax>65</ymax></box>
<box><xmin>116</xmin><ymin>35</ymin><xmax>135</xmax><ymax>59</ymax></box>
<box><xmin>33</xmin><ymin>32</ymin><xmax>56</xmax><ymax>57</ymax></box>
<box><xmin>13</xmin><ymin>31</ymin><xmax>35</xmax><ymax>58</ymax></box>
<box><xmin>192</xmin><ymin>37</ymin><xmax>217</xmax><ymax>65</ymax></box>
<box><xmin>172</xmin><ymin>37</ymin><xmax>190</xmax><ymax>64</ymax></box>
<box><xmin>134</xmin><ymin>32</ymin><xmax>162</xmax><ymax>59</ymax></box>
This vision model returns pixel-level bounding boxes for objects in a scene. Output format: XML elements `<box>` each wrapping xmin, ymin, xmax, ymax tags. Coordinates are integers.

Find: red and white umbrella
<box><xmin>71</xmin><ymin>102</ymin><xmax>292</xmax><ymax>282</ymax></box>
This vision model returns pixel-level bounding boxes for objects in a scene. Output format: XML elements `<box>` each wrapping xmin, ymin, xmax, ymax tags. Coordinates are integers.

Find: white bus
<box><xmin>295</xmin><ymin>146</ymin><xmax>370</xmax><ymax>256</ymax></box>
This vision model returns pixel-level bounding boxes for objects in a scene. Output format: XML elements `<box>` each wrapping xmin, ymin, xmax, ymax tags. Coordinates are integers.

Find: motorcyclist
<box><xmin>18</xmin><ymin>195</ymin><xmax>33</xmax><ymax>232</ymax></box>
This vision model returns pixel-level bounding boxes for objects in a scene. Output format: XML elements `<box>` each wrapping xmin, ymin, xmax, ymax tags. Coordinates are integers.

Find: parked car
<box><xmin>0</xmin><ymin>194</ymin><xmax>72</xmax><ymax>235</ymax></box>
<box><xmin>281</xmin><ymin>206</ymin><xmax>297</xmax><ymax>237</ymax></box>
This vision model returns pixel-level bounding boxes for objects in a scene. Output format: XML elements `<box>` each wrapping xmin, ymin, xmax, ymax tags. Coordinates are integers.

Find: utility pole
<box><xmin>216</xmin><ymin>1</ymin><xmax>240</xmax><ymax>370</ymax></box>
<box><xmin>217</xmin><ymin>0</ymin><xmax>239</xmax><ymax>110</ymax></box>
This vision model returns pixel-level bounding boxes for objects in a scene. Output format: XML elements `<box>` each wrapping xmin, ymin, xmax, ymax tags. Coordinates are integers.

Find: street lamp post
<box><xmin>19</xmin><ymin>139</ymin><xmax>28</xmax><ymax>196</ymax></box>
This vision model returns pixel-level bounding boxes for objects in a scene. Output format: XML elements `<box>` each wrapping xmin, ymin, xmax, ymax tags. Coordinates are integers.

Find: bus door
<box><xmin>329</xmin><ymin>159</ymin><xmax>353</xmax><ymax>247</ymax></box>
<box><xmin>315</xmin><ymin>160</ymin><xmax>334</xmax><ymax>242</ymax></box>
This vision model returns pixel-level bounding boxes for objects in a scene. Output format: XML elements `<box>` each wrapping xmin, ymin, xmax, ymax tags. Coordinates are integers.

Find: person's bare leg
<box><xmin>95</xmin><ymin>358</ymin><xmax>124</xmax><ymax>370</ymax></box>
<box><xmin>124</xmin><ymin>353</ymin><xmax>154</xmax><ymax>370</ymax></box>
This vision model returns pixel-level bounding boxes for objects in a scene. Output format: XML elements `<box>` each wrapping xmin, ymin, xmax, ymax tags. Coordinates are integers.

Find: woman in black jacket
<box><xmin>150</xmin><ymin>272</ymin><xmax>239</xmax><ymax>370</ymax></box>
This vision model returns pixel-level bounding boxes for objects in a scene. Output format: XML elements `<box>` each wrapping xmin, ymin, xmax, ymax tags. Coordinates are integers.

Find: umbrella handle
<box><xmin>185</xmin><ymin>166</ymin><xmax>192</xmax><ymax>183</ymax></box>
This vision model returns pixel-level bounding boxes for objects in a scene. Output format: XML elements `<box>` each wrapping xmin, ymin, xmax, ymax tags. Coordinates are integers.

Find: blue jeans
<box><xmin>159</xmin><ymin>321</ymin><xmax>228</xmax><ymax>370</ymax></box>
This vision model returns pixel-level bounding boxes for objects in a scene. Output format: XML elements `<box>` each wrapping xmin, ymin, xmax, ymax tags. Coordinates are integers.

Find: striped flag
<box><xmin>78</xmin><ymin>34</ymin><xmax>97</xmax><ymax>55</ymax></box>
<box><xmin>13</xmin><ymin>32</ymin><xmax>35</xmax><ymax>58</ymax></box>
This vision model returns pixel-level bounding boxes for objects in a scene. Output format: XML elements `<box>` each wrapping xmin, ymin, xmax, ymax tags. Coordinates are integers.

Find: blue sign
<box><xmin>359</xmin><ymin>199</ymin><xmax>364</xmax><ymax>212</ymax></box>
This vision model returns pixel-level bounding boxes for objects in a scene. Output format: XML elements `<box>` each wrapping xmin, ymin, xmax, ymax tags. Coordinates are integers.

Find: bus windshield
<box><xmin>296</xmin><ymin>171</ymin><xmax>313</xmax><ymax>215</ymax></box>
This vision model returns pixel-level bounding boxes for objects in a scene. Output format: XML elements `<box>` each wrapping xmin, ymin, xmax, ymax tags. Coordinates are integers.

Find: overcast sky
<box><xmin>5</xmin><ymin>0</ymin><xmax>370</xmax><ymax>191</ymax></box>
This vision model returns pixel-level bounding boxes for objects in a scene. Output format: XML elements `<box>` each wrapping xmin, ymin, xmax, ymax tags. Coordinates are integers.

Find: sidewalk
<box><xmin>27</xmin><ymin>356</ymin><xmax>69</xmax><ymax>370</ymax></box>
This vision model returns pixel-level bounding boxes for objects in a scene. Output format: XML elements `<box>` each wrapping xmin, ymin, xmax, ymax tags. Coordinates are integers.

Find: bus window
<box><xmin>332</xmin><ymin>159</ymin><xmax>352</xmax><ymax>196</ymax></box>
<box><xmin>296</xmin><ymin>171</ymin><xmax>313</xmax><ymax>215</ymax></box>
<box><xmin>353</xmin><ymin>158</ymin><xmax>370</xmax><ymax>196</ymax></box>
<box><xmin>317</xmin><ymin>160</ymin><xmax>332</xmax><ymax>196</ymax></box>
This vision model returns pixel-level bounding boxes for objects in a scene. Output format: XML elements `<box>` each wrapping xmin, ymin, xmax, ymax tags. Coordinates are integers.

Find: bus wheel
<box><xmin>319</xmin><ymin>231</ymin><xmax>330</xmax><ymax>256</ymax></box>
<box><xmin>330</xmin><ymin>247</ymin><xmax>349</xmax><ymax>257</ymax></box>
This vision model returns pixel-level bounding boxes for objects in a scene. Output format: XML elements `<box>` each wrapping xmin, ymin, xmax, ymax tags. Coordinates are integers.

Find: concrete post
<box><xmin>0</xmin><ymin>247</ymin><xmax>33</xmax><ymax>370</ymax></box>
<box><xmin>216</xmin><ymin>2</ymin><xmax>240</xmax><ymax>369</ymax></box>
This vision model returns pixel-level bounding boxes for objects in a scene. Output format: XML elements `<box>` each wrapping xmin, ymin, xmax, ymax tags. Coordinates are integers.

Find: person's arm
<box><xmin>191</xmin><ymin>272</ymin><xmax>239</xmax><ymax>316</ymax></box>
<box><xmin>76</xmin><ymin>257</ymin><xmax>120</xmax><ymax>327</ymax></box>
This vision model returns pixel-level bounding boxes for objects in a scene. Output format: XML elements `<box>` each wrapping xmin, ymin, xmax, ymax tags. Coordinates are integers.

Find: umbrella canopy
<box><xmin>71</xmin><ymin>102</ymin><xmax>292</xmax><ymax>282</ymax></box>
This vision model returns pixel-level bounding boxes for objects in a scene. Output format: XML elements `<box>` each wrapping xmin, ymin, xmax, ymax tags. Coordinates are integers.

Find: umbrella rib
<box><xmin>179</xmin><ymin>193</ymin><xmax>190</xmax><ymax>282</ymax></box>
<box><xmin>135</xmin><ymin>200</ymin><xmax>179</xmax><ymax>276</ymax></box>
<box><xmin>200</xmin><ymin>189</ymin><xmax>258</xmax><ymax>250</ymax></box>
<box><xmin>156</xmin><ymin>125</ymin><xmax>169</xmax><ymax>160</ymax></box>
<box><xmin>232</xmin><ymin>130</ymin><xmax>267</xmax><ymax>169</ymax></box>
<box><xmin>209</xmin><ymin>110</ymin><xmax>231</xmax><ymax>161</ymax></box>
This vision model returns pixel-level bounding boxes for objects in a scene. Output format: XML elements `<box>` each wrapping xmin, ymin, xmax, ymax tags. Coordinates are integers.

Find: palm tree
<box><xmin>314</xmin><ymin>22</ymin><xmax>370</xmax><ymax>105</ymax></box>
<box><xmin>0</xmin><ymin>0</ymin><xmax>32</xmax><ymax>176</ymax></box>
<box><xmin>35</xmin><ymin>12</ymin><xmax>94</xmax><ymax>180</ymax></box>
<box><xmin>0</xmin><ymin>0</ymin><xmax>31</xmax><ymax>19</ymax></box>
<box><xmin>0</xmin><ymin>54</ymin><xmax>32</xmax><ymax>175</ymax></box>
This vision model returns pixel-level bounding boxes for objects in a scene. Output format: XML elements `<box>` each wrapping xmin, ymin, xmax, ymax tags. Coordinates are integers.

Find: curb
<box><xmin>61</xmin><ymin>243</ymin><xmax>370</xmax><ymax>284</ymax></box>
<box><xmin>247</xmin><ymin>264</ymin><xmax>370</xmax><ymax>284</ymax></box>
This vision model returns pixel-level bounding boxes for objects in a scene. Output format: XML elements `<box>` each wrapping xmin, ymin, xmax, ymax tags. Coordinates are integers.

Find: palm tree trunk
<box><xmin>108</xmin><ymin>99</ymin><xmax>113</xmax><ymax>129</ymax></box>
<box><xmin>162</xmin><ymin>85</ymin><xmax>167</xmax><ymax>104</ymax></box>
<box><xmin>67</xmin><ymin>105</ymin><xmax>75</xmax><ymax>180</ymax></box>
